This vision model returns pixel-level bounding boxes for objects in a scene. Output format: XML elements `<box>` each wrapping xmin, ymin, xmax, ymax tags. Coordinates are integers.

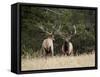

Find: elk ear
<box><xmin>48</xmin><ymin>32</ymin><xmax>52</xmax><ymax>35</ymax></box>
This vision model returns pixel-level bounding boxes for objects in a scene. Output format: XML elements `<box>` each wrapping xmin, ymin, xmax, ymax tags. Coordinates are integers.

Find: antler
<box><xmin>68</xmin><ymin>25</ymin><xmax>77</xmax><ymax>40</ymax></box>
<box><xmin>38</xmin><ymin>23</ymin><xmax>51</xmax><ymax>34</ymax></box>
<box><xmin>55</xmin><ymin>25</ymin><xmax>77</xmax><ymax>40</ymax></box>
<box><xmin>73</xmin><ymin>25</ymin><xmax>76</xmax><ymax>34</ymax></box>
<box><xmin>55</xmin><ymin>24</ymin><xmax>67</xmax><ymax>39</ymax></box>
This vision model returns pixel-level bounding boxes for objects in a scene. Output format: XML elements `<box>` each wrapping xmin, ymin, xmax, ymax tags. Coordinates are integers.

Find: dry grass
<box><xmin>21</xmin><ymin>54</ymin><xmax>95</xmax><ymax>71</ymax></box>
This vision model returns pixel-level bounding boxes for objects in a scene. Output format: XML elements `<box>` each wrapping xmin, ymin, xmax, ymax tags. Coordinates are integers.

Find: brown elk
<box><xmin>38</xmin><ymin>25</ymin><xmax>55</xmax><ymax>57</ymax></box>
<box><xmin>57</xmin><ymin>25</ymin><xmax>76</xmax><ymax>56</ymax></box>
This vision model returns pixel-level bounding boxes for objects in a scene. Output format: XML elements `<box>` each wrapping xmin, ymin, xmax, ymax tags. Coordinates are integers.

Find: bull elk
<box><xmin>57</xmin><ymin>25</ymin><xmax>77</xmax><ymax>56</ymax></box>
<box><xmin>38</xmin><ymin>25</ymin><xmax>55</xmax><ymax>57</ymax></box>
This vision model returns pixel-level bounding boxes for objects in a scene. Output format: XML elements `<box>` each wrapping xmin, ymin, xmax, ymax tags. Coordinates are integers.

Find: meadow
<box><xmin>21</xmin><ymin>53</ymin><xmax>95</xmax><ymax>71</ymax></box>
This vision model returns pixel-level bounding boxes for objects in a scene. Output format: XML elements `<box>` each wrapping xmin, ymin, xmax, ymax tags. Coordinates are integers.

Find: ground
<box><xmin>21</xmin><ymin>54</ymin><xmax>95</xmax><ymax>71</ymax></box>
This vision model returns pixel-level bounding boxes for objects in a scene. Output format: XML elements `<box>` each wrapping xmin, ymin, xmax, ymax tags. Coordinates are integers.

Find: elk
<box><xmin>38</xmin><ymin>25</ymin><xmax>55</xmax><ymax>57</ymax></box>
<box><xmin>57</xmin><ymin>25</ymin><xmax>76</xmax><ymax>56</ymax></box>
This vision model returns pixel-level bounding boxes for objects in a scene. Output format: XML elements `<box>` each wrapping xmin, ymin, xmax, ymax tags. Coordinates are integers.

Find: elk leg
<box><xmin>62</xmin><ymin>51</ymin><xmax>66</xmax><ymax>56</ymax></box>
<box><xmin>44</xmin><ymin>48</ymin><xmax>49</xmax><ymax>58</ymax></box>
<box><xmin>51</xmin><ymin>46</ymin><xmax>54</xmax><ymax>56</ymax></box>
<box><xmin>40</xmin><ymin>47</ymin><xmax>44</xmax><ymax>57</ymax></box>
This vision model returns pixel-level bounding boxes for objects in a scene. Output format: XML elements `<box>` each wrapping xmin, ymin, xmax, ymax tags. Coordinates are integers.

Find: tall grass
<box><xmin>21</xmin><ymin>53</ymin><xmax>95</xmax><ymax>71</ymax></box>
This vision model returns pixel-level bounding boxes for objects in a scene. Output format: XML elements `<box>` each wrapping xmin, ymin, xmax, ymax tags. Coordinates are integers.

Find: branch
<box><xmin>45</xmin><ymin>8</ymin><xmax>62</xmax><ymax>16</ymax></box>
<box><xmin>73</xmin><ymin>25</ymin><xmax>76</xmax><ymax>34</ymax></box>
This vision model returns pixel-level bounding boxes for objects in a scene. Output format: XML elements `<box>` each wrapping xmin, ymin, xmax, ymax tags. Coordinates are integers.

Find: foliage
<box><xmin>21</xmin><ymin>5</ymin><xmax>96</xmax><ymax>57</ymax></box>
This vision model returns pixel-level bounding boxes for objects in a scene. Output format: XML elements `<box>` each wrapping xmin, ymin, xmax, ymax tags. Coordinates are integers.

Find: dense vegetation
<box><xmin>21</xmin><ymin>5</ymin><xmax>96</xmax><ymax>57</ymax></box>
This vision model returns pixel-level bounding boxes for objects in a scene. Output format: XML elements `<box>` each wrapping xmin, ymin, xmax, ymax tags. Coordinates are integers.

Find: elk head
<box><xmin>56</xmin><ymin>25</ymin><xmax>77</xmax><ymax>41</ymax></box>
<box><xmin>38</xmin><ymin>24</ymin><xmax>55</xmax><ymax>40</ymax></box>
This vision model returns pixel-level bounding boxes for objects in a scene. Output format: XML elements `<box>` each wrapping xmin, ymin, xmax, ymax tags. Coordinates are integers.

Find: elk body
<box><xmin>61</xmin><ymin>26</ymin><xmax>76</xmax><ymax>56</ymax></box>
<box><xmin>56</xmin><ymin>25</ymin><xmax>76</xmax><ymax>56</ymax></box>
<box><xmin>42</xmin><ymin>34</ymin><xmax>54</xmax><ymax>56</ymax></box>
<box><xmin>38</xmin><ymin>25</ymin><xmax>55</xmax><ymax>57</ymax></box>
<box><xmin>62</xmin><ymin>39</ymin><xmax>73</xmax><ymax>56</ymax></box>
